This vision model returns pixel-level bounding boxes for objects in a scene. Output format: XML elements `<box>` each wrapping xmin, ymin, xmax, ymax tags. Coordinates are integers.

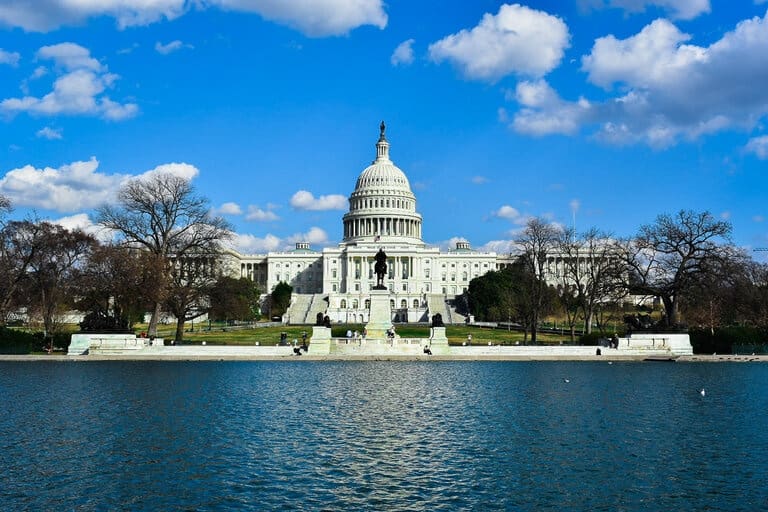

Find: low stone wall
<box><xmin>620</xmin><ymin>333</ymin><xmax>692</xmax><ymax>356</ymax></box>
<box><xmin>69</xmin><ymin>334</ymin><xmax>153</xmax><ymax>355</ymax></box>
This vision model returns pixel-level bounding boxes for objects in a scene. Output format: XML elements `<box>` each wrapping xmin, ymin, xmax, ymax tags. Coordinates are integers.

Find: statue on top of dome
<box><xmin>379</xmin><ymin>120</ymin><xmax>386</xmax><ymax>140</ymax></box>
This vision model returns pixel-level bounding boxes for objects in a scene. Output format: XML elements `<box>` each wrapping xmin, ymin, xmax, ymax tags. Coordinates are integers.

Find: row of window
<box><xmin>339</xmin><ymin>299</ymin><xmax>423</xmax><ymax>309</ymax></box>
<box><xmin>350</xmin><ymin>197</ymin><xmax>412</xmax><ymax>211</ymax></box>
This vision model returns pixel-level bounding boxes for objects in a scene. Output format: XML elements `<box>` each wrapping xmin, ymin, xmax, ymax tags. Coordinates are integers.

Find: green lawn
<box><xmin>163</xmin><ymin>323</ymin><xmax>570</xmax><ymax>346</ymax></box>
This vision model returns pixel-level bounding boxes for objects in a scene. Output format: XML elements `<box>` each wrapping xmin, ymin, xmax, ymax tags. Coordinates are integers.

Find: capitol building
<box><xmin>225</xmin><ymin>123</ymin><xmax>516</xmax><ymax>325</ymax></box>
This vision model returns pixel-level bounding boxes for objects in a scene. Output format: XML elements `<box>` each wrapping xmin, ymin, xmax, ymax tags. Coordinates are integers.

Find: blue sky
<box><xmin>1</xmin><ymin>0</ymin><xmax>767</xmax><ymax>260</ymax></box>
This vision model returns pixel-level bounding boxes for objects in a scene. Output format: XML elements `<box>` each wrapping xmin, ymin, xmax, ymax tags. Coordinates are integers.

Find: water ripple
<box><xmin>1</xmin><ymin>361</ymin><xmax>767</xmax><ymax>511</ymax></box>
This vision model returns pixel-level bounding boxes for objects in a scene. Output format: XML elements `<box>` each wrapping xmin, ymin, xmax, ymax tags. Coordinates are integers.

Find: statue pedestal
<box><xmin>308</xmin><ymin>326</ymin><xmax>331</xmax><ymax>355</ymax></box>
<box><xmin>429</xmin><ymin>327</ymin><xmax>450</xmax><ymax>355</ymax></box>
<box><xmin>365</xmin><ymin>289</ymin><xmax>392</xmax><ymax>340</ymax></box>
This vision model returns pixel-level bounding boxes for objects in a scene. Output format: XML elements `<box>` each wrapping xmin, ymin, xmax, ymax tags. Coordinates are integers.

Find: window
<box><xmin>425</xmin><ymin>283</ymin><xmax>431</xmax><ymax>292</ymax></box>
<box><xmin>355</xmin><ymin>283</ymin><xmax>360</xmax><ymax>291</ymax></box>
<box><xmin>413</xmin><ymin>299</ymin><xmax>419</xmax><ymax>308</ymax></box>
<box><xmin>402</xmin><ymin>283</ymin><xmax>407</xmax><ymax>291</ymax></box>
<box><xmin>462</xmin><ymin>272</ymin><xmax>467</xmax><ymax>281</ymax></box>
<box><xmin>333</xmin><ymin>284</ymin><xmax>338</xmax><ymax>292</ymax></box>
<box><xmin>390</xmin><ymin>300</ymin><xmax>395</xmax><ymax>308</ymax></box>
<box><xmin>400</xmin><ymin>299</ymin><xmax>407</xmax><ymax>308</ymax></box>
<box><xmin>425</xmin><ymin>269</ymin><xmax>430</xmax><ymax>278</ymax></box>
<box><xmin>340</xmin><ymin>299</ymin><xmax>347</xmax><ymax>309</ymax></box>
<box><xmin>451</xmin><ymin>273</ymin><xmax>456</xmax><ymax>281</ymax></box>
<box><xmin>352</xmin><ymin>299</ymin><xmax>359</xmax><ymax>309</ymax></box>
<box><xmin>441</xmin><ymin>273</ymin><xmax>446</xmax><ymax>281</ymax></box>
<box><xmin>332</xmin><ymin>269</ymin><xmax>337</xmax><ymax>278</ymax></box>
<box><xmin>365</xmin><ymin>299</ymin><xmax>370</xmax><ymax>309</ymax></box>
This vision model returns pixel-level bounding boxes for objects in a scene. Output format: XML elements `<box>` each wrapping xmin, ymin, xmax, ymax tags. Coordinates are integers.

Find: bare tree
<box><xmin>96</xmin><ymin>173</ymin><xmax>232</xmax><ymax>336</ymax></box>
<box><xmin>622</xmin><ymin>210</ymin><xmax>732</xmax><ymax>327</ymax></box>
<box><xmin>75</xmin><ymin>244</ymin><xmax>165</xmax><ymax>332</ymax></box>
<box><xmin>515</xmin><ymin>217</ymin><xmax>559</xmax><ymax>343</ymax></box>
<box><xmin>0</xmin><ymin>220</ymin><xmax>46</xmax><ymax>324</ymax></box>
<box><xmin>165</xmin><ymin>254</ymin><xmax>222</xmax><ymax>343</ymax></box>
<box><xmin>25</xmin><ymin>223</ymin><xmax>96</xmax><ymax>341</ymax></box>
<box><xmin>557</xmin><ymin>227</ymin><xmax>627</xmax><ymax>335</ymax></box>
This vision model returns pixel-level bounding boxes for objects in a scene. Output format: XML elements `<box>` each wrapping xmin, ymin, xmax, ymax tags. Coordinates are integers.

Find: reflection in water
<box><xmin>1</xmin><ymin>361</ymin><xmax>767</xmax><ymax>510</ymax></box>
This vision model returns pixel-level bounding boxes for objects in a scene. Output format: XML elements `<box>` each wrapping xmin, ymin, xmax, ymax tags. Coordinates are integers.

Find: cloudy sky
<box><xmin>1</xmin><ymin>0</ymin><xmax>767</xmax><ymax>258</ymax></box>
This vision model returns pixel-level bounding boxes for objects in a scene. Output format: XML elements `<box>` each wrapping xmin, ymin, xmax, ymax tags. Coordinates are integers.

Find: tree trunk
<box><xmin>662</xmin><ymin>295</ymin><xmax>678</xmax><ymax>326</ymax></box>
<box><xmin>175</xmin><ymin>317</ymin><xmax>185</xmax><ymax>343</ymax></box>
<box><xmin>585</xmin><ymin>310</ymin><xmax>593</xmax><ymax>335</ymax></box>
<box><xmin>148</xmin><ymin>301</ymin><xmax>161</xmax><ymax>337</ymax></box>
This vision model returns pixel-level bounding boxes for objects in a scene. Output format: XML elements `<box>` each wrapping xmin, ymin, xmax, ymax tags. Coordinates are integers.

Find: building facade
<box><xmin>225</xmin><ymin>123</ymin><xmax>516</xmax><ymax>324</ymax></box>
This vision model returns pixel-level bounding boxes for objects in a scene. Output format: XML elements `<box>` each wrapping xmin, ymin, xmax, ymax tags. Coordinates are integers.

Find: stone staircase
<box><xmin>286</xmin><ymin>293</ymin><xmax>327</xmax><ymax>324</ymax></box>
<box><xmin>427</xmin><ymin>294</ymin><xmax>467</xmax><ymax>324</ymax></box>
<box><xmin>447</xmin><ymin>302</ymin><xmax>467</xmax><ymax>324</ymax></box>
<box><xmin>286</xmin><ymin>294</ymin><xmax>311</xmax><ymax>324</ymax></box>
<box><xmin>427</xmin><ymin>294</ymin><xmax>450</xmax><ymax>323</ymax></box>
<box><xmin>305</xmin><ymin>294</ymin><xmax>327</xmax><ymax>324</ymax></box>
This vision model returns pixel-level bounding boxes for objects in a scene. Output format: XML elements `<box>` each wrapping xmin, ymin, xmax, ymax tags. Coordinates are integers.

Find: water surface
<box><xmin>1</xmin><ymin>361</ymin><xmax>766</xmax><ymax>511</ymax></box>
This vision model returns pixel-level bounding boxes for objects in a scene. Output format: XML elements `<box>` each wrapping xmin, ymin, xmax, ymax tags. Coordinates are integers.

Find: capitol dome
<box><xmin>342</xmin><ymin>122</ymin><xmax>423</xmax><ymax>246</ymax></box>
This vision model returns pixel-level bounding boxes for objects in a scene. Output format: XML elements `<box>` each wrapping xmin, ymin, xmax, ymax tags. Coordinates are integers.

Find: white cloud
<box><xmin>594</xmin><ymin>0</ymin><xmax>710</xmax><ymax>20</ymax></box>
<box><xmin>229</xmin><ymin>233</ymin><xmax>282</xmax><ymax>253</ymax></box>
<box><xmin>245</xmin><ymin>205</ymin><xmax>279</xmax><ymax>221</ymax></box>
<box><xmin>391</xmin><ymin>39</ymin><xmax>415</xmax><ymax>66</ymax></box>
<box><xmin>478</xmin><ymin>239</ymin><xmax>522</xmax><ymax>254</ymax></box>
<box><xmin>36</xmin><ymin>126</ymin><xmax>62</xmax><ymax>139</ymax></box>
<box><xmin>509</xmin><ymin>12</ymin><xmax>768</xmax><ymax>147</ymax></box>
<box><xmin>286</xmin><ymin>226</ymin><xmax>329</xmax><ymax>246</ymax></box>
<box><xmin>0</xmin><ymin>158</ymin><xmax>123</xmax><ymax>212</ymax></box>
<box><xmin>428</xmin><ymin>3</ymin><xmax>570</xmax><ymax>81</ymax></box>
<box><xmin>290</xmin><ymin>190</ymin><xmax>346</xmax><ymax>211</ymax></box>
<box><xmin>215</xmin><ymin>0</ymin><xmax>387</xmax><ymax>37</ymax></box>
<box><xmin>754</xmin><ymin>215</ymin><xmax>765</xmax><ymax>223</ymax></box>
<box><xmin>30</xmin><ymin>66</ymin><xmax>48</xmax><ymax>79</ymax></box>
<box><xmin>512</xmin><ymin>79</ymin><xmax>590</xmax><ymax>136</ymax></box>
<box><xmin>215</xmin><ymin>202</ymin><xmax>243</xmax><ymax>215</ymax></box>
<box><xmin>745</xmin><ymin>135</ymin><xmax>768</xmax><ymax>159</ymax></box>
<box><xmin>0</xmin><ymin>0</ymin><xmax>187</xmax><ymax>31</ymax></box>
<box><xmin>37</xmin><ymin>42</ymin><xmax>103</xmax><ymax>71</ymax></box>
<box><xmin>139</xmin><ymin>162</ymin><xmax>199</xmax><ymax>181</ymax></box>
<box><xmin>494</xmin><ymin>205</ymin><xmax>521</xmax><ymax>220</ymax></box>
<box><xmin>0</xmin><ymin>43</ymin><xmax>137</xmax><ymax>121</ymax></box>
<box><xmin>155</xmin><ymin>40</ymin><xmax>192</xmax><ymax>55</ymax></box>
<box><xmin>228</xmin><ymin>226</ymin><xmax>330</xmax><ymax>254</ymax></box>
<box><xmin>0</xmin><ymin>48</ymin><xmax>20</xmax><ymax>66</ymax></box>
<box><xmin>0</xmin><ymin>158</ymin><xmax>200</xmax><ymax>213</ymax></box>
<box><xmin>582</xmin><ymin>19</ymin><xmax>706</xmax><ymax>90</ymax></box>
<box><xmin>471</xmin><ymin>175</ymin><xmax>489</xmax><ymax>184</ymax></box>
<box><xmin>51</xmin><ymin>213</ymin><xmax>115</xmax><ymax>241</ymax></box>
<box><xmin>0</xmin><ymin>0</ymin><xmax>387</xmax><ymax>36</ymax></box>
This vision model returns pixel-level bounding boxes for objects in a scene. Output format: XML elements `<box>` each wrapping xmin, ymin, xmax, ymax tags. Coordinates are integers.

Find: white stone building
<box><xmin>224</xmin><ymin>123</ymin><xmax>517</xmax><ymax>324</ymax></box>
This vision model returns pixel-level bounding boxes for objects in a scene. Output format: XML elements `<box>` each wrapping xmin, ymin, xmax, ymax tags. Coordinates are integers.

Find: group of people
<box><xmin>345</xmin><ymin>329</ymin><xmax>366</xmax><ymax>345</ymax></box>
